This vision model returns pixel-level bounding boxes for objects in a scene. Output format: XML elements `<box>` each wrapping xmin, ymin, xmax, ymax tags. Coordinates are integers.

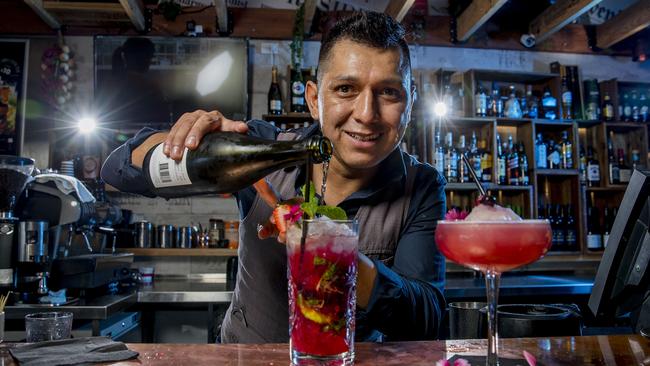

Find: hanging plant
<box><xmin>290</xmin><ymin>3</ymin><xmax>305</xmax><ymax>71</ymax></box>
<box><xmin>41</xmin><ymin>30</ymin><xmax>75</xmax><ymax>108</ymax></box>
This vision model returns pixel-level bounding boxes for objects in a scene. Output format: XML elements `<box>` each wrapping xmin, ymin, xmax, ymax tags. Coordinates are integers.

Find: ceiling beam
<box><xmin>303</xmin><ymin>0</ymin><xmax>317</xmax><ymax>34</ymax></box>
<box><xmin>596</xmin><ymin>0</ymin><xmax>650</xmax><ymax>49</ymax></box>
<box><xmin>530</xmin><ymin>0</ymin><xmax>602</xmax><ymax>44</ymax></box>
<box><xmin>213</xmin><ymin>0</ymin><xmax>228</xmax><ymax>34</ymax></box>
<box><xmin>23</xmin><ymin>0</ymin><xmax>60</xmax><ymax>29</ymax></box>
<box><xmin>385</xmin><ymin>0</ymin><xmax>415</xmax><ymax>22</ymax></box>
<box><xmin>118</xmin><ymin>0</ymin><xmax>145</xmax><ymax>31</ymax></box>
<box><xmin>456</xmin><ymin>0</ymin><xmax>508</xmax><ymax>42</ymax></box>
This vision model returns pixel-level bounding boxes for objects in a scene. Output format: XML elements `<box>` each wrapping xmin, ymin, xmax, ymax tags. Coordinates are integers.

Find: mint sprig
<box><xmin>300</xmin><ymin>182</ymin><xmax>347</xmax><ymax>220</ymax></box>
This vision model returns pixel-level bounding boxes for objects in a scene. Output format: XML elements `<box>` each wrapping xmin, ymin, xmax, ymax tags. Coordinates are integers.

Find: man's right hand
<box><xmin>164</xmin><ymin>110</ymin><xmax>248</xmax><ymax>161</ymax></box>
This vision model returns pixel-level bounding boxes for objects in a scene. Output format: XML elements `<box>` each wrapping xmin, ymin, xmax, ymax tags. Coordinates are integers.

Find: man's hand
<box><xmin>164</xmin><ymin>110</ymin><xmax>248</xmax><ymax>161</ymax></box>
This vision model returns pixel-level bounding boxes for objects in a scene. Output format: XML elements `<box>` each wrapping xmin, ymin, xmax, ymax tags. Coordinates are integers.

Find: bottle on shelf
<box><xmin>603</xmin><ymin>207</ymin><xmax>617</xmax><ymax>248</ymax></box>
<box><xmin>469</xmin><ymin>132</ymin><xmax>482</xmax><ymax>181</ymax></box>
<box><xmin>535</xmin><ymin>133</ymin><xmax>548</xmax><ymax>169</ymax></box>
<box><xmin>457</xmin><ymin>134</ymin><xmax>468</xmax><ymax>183</ymax></box>
<box><xmin>479</xmin><ymin>139</ymin><xmax>492</xmax><ymax>182</ymax></box>
<box><xmin>506</xmin><ymin>135</ymin><xmax>519</xmax><ymax>185</ymax></box>
<box><xmin>564</xmin><ymin>204</ymin><xmax>578</xmax><ymax>251</ymax></box>
<box><xmin>434</xmin><ymin>130</ymin><xmax>444</xmax><ymax>175</ymax></box>
<box><xmin>290</xmin><ymin>66</ymin><xmax>306</xmax><ymax>113</ymax></box>
<box><xmin>504</xmin><ymin>85</ymin><xmax>522</xmax><ymax>119</ymax></box>
<box><xmin>602</xmin><ymin>92</ymin><xmax>615</xmax><ymax>121</ymax></box>
<box><xmin>518</xmin><ymin>143</ymin><xmax>529</xmax><ymax>185</ymax></box>
<box><xmin>541</xmin><ymin>87</ymin><xmax>558</xmax><ymax>120</ymax></box>
<box><xmin>584</xmin><ymin>79</ymin><xmax>600</xmax><ymax>121</ymax></box>
<box><xmin>579</xmin><ymin>147</ymin><xmax>587</xmax><ymax>184</ymax></box>
<box><xmin>622</xmin><ymin>92</ymin><xmax>631</xmax><ymax>121</ymax></box>
<box><xmin>618</xmin><ymin>149</ymin><xmax>631</xmax><ymax>184</ymax></box>
<box><xmin>554</xmin><ymin>204</ymin><xmax>566</xmax><ymax>250</ymax></box>
<box><xmin>268</xmin><ymin>65</ymin><xmax>283</xmax><ymax>115</ymax></box>
<box><xmin>548</xmin><ymin>204</ymin><xmax>559</xmax><ymax>250</ymax></box>
<box><xmin>526</xmin><ymin>85</ymin><xmax>539</xmax><ymax>119</ymax></box>
<box><xmin>548</xmin><ymin>140</ymin><xmax>561</xmax><ymax>170</ymax></box>
<box><xmin>561</xmin><ymin>69</ymin><xmax>573</xmax><ymax>120</ymax></box>
<box><xmin>560</xmin><ymin>130</ymin><xmax>573</xmax><ymax>169</ymax></box>
<box><xmin>142</xmin><ymin>132</ymin><xmax>332</xmax><ymax>199</ymax></box>
<box><xmin>445</xmin><ymin>132</ymin><xmax>458</xmax><ymax>183</ymax></box>
<box><xmin>520</xmin><ymin>88</ymin><xmax>529</xmax><ymax>118</ymax></box>
<box><xmin>497</xmin><ymin>134</ymin><xmax>507</xmax><ymax>185</ymax></box>
<box><xmin>631</xmin><ymin>89</ymin><xmax>640</xmax><ymax>122</ymax></box>
<box><xmin>608</xmin><ymin>134</ymin><xmax>619</xmax><ymax>184</ymax></box>
<box><xmin>586</xmin><ymin>146</ymin><xmax>601</xmax><ymax>187</ymax></box>
<box><xmin>640</xmin><ymin>91</ymin><xmax>649</xmax><ymax>122</ymax></box>
<box><xmin>587</xmin><ymin>205</ymin><xmax>603</xmax><ymax>251</ymax></box>
<box><xmin>475</xmin><ymin>83</ymin><xmax>488</xmax><ymax>117</ymax></box>
<box><xmin>632</xmin><ymin>149</ymin><xmax>642</xmax><ymax>170</ymax></box>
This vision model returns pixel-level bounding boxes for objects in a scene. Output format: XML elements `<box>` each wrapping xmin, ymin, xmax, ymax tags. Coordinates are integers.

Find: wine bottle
<box><xmin>143</xmin><ymin>132</ymin><xmax>332</xmax><ymax>198</ymax></box>
<box><xmin>268</xmin><ymin>66</ymin><xmax>283</xmax><ymax>115</ymax></box>
<box><xmin>290</xmin><ymin>66</ymin><xmax>306</xmax><ymax>113</ymax></box>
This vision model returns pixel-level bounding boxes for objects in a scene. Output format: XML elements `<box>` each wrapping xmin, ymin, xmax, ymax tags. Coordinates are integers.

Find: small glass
<box><xmin>25</xmin><ymin>312</ymin><xmax>73</xmax><ymax>342</ymax></box>
<box><xmin>0</xmin><ymin>311</ymin><xmax>5</xmax><ymax>343</ymax></box>
<box><xmin>286</xmin><ymin>219</ymin><xmax>358</xmax><ymax>366</ymax></box>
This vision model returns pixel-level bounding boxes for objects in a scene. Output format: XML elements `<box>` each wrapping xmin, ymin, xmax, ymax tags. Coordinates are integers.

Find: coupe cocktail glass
<box><xmin>435</xmin><ymin>220</ymin><xmax>552</xmax><ymax>365</ymax></box>
<box><xmin>286</xmin><ymin>219</ymin><xmax>358</xmax><ymax>366</ymax></box>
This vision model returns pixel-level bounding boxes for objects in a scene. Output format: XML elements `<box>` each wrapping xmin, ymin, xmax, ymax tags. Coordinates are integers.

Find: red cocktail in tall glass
<box><xmin>436</xmin><ymin>219</ymin><xmax>552</xmax><ymax>365</ymax></box>
<box><xmin>286</xmin><ymin>219</ymin><xmax>358</xmax><ymax>366</ymax></box>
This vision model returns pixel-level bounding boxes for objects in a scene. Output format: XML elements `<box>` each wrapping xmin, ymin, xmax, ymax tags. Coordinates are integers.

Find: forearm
<box><xmin>131</xmin><ymin>132</ymin><xmax>168</xmax><ymax>168</ymax></box>
<box><xmin>356</xmin><ymin>252</ymin><xmax>377</xmax><ymax>309</ymax></box>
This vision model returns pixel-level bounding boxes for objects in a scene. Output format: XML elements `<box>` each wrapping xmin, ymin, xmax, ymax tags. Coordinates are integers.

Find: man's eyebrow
<box><xmin>330</xmin><ymin>75</ymin><xmax>405</xmax><ymax>85</ymax></box>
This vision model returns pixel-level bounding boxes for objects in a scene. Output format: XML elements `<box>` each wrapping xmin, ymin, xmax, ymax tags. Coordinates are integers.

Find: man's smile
<box><xmin>344</xmin><ymin>131</ymin><xmax>383</xmax><ymax>142</ymax></box>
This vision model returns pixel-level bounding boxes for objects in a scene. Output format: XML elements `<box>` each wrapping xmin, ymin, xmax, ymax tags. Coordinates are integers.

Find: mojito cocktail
<box><xmin>286</xmin><ymin>219</ymin><xmax>358</xmax><ymax>366</ymax></box>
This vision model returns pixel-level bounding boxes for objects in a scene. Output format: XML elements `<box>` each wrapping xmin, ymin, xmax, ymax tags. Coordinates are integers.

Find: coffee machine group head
<box><xmin>0</xmin><ymin>155</ymin><xmax>35</xmax><ymax>290</ymax></box>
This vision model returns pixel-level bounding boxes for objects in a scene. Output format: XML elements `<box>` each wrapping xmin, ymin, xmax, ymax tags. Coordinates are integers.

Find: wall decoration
<box><xmin>0</xmin><ymin>39</ymin><xmax>29</xmax><ymax>155</ymax></box>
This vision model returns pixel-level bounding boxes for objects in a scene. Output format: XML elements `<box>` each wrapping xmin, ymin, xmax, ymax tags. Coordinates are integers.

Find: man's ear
<box><xmin>404</xmin><ymin>83</ymin><xmax>417</xmax><ymax>123</ymax></box>
<box><xmin>305</xmin><ymin>80</ymin><xmax>320</xmax><ymax>121</ymax></box>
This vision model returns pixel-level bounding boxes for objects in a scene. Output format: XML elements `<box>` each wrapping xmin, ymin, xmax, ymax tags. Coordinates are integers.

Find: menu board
<box><xmin>0</xmin><ymin>40</ymin><xmax>28</xmax><ymax>155</ymax></box>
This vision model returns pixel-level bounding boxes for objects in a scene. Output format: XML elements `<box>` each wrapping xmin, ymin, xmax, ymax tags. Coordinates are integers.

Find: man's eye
<box><xmin>336</xmin><ymin>85</ymin><xmax>351</xmax><ymax>93</ymax></box>
<box><xmin>382</xmin><ymin>88</ymin><xmax>399</xmax><ymax>96</ymax></box>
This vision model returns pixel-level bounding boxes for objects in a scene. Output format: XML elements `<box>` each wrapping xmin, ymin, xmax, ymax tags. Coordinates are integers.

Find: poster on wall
<box><xmin>0</xmin><ymin>40</ymin><xmax>29</xmax><ymax>156</ymax></box>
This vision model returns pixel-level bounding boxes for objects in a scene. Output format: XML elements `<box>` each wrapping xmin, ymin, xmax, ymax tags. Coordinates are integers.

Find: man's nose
<box><xmin>352</xmin><ymin>88</ymin><xmax>379</xmax><ymax>124</ymax></box>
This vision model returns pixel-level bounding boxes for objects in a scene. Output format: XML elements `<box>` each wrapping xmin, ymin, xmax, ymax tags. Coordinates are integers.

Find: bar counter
<box><xmin>1</xmin><ymin>335</ymin><xmax>649</xmax><ymax>365</ymax></box>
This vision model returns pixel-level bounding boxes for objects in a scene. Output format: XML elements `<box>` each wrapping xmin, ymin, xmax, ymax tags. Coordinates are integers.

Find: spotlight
<box><xmin>433</xmin><ymin>102</ymin><xmax>448</xmax><ymax>118</ymax></box>
<box><xmin>78</xmin><ymin>117</ymin><xmax>97</xmax><ymax>134</ymax></box>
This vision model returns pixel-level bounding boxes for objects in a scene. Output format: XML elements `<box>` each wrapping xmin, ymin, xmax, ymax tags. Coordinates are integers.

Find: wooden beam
<box><xmin>530</xmin><ymin>0</ymin><xmax>602</xmax><ymax>44</ymax></box>
<box><xmin>213</xmin><ymin>0</ymin><xmax>228</xmax><ymax>33</ymax></box>
<box><xmin>303</xmin><ymin>0</ymin><xmax>317</xmax><ymax>34</ymax></box>
<box><xmin>456</xmin><ymin>0</ymin><xmax>508</xmax><ymax>42</ymax></box>
<box><xmin>23</xmin><ymin>0</ymin><xmax>60</xmax><ymax>28</ymax></box>
<box><xmin>385</xmin><ymin>0</ymin><xmax>415</xmax><ymax>22</ymax></box>
<box><xmin>597</xmin><ymin>0</ymin><xmax>650</xmax><ymax>49</ymax></box>
<box><xmin>118</xmin><ymin>0</ymin><xmax>145</xmax><ymax>31</ymax></box>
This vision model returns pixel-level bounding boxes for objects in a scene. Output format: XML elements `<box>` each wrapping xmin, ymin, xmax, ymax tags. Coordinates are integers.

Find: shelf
<box><xmin>496</xmin><ymin>118</ymin><xmax>532</xmax><ymax>126</ymax></box>
<box><xmin>585</xmin><ymin>186</ymin><xmax>626</xmax><ymax>192</ymax></box>
<box><xmin>116</xmin><ymin>248</ymin><xmax>238</xmax><ymax>257</ymax></box>
<box><xmin>535</xmin><ymin>169</ymin><xmax>579</xmax><ymax>176</ymax></box>
<box><xmin>532</xmin><ymin>119</ymin><xmax>575</xmax><ymax>126</ymax></box>
<box><xmin>471</xmin><ymin>69</ymin><xmax>557</xmax><ymax>83</ymax></box>
<box><xmin>446</xmin><ymin>183</ymin><xmax>533</xmax><ymax>191</ymax></box>
<box><xmin>604</xmin><ymin>122</ymin><xmax>647</xmax><ymax>131</ymax></box>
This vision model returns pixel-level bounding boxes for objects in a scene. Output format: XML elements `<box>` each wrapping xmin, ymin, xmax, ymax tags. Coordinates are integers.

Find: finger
<box><xmin>221</xmin><ymin>118</ymin><xmax>249</xmax><ymax>133</ymax></box>
<box><xmin>167</xmin><ymin>110</ymin><xmax>206</xmax><ymax>160</ymax></box>
<box><xmin>164</xmin><ymin>111</ymin><xmax>198</xmax><ymax>156</ymax></box>
<box><xmin>185</xmin><ymin>111</ymin><xmax>223</xmax><ymax>149</ymax></box>
<box><xmin>277</xmin><ymin>232</ymin><xmax>286</xmax><ymax>244</ymax></box>
<box><xmin>257</xmin><ymin>221</ymin><xmax>278</xmax><ymax>240</ymax></box>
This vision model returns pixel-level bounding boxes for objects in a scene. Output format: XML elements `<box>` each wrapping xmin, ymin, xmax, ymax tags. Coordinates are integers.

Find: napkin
<box><xmin>9</xmin><ymin>336</ymin><xmax>138</xmax><ymax>366</ymax></box>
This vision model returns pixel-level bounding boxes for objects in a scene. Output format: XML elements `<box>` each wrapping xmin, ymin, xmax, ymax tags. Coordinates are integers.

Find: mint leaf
<box><xmin>316</xmin><ymin>206</ymin><xmax>347</xmax><ymax>220</ymax></box>
<box><xmin>300</xmin><ymin>181</ymin><xmax>317</xmax><ymax>203</ymax></box>
<box><xmin>300</xmin><ymin>201</ymin><xmax>318</xmax><ymax>219</ymax></box>
<box><xmin>313</xmin><ymin>256</ymin><xmax>327</xmax><ymax>266</ymax></box>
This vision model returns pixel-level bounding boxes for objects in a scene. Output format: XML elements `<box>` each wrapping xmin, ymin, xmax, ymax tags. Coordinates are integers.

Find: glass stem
<box><xmin>485</xmin><ymin>269</ymin><xmax>501</xmax><ymax>366</ymax></box>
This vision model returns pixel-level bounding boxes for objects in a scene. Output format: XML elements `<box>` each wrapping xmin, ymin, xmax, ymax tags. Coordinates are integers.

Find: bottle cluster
<box><xmin>475</xmin><ymin>82</ymin><xmax>568</xmax><ymax>120</ymax></box>
<box><xmin>583</xmin><ymin>80</ymin><xmax>650</xmax><ymax>122</ymax></box>
<box><xmin>434</xmin><ymin>130</ymin><xmax>492</xmax><ymax>184</ymax></box>
<box><xmin>534</xmin><ymin>131</ymin><xmax>573</xmax><ymax>170</ymax></box>
<box><xmin>586</xmin><ymin>205</ymin><xmax>617</xmax><ymax>251</ymax></box>
<box><xmin>538</xmin><ymin>203</ymin><xmax>578</xmax><ymax>252</ymax></box>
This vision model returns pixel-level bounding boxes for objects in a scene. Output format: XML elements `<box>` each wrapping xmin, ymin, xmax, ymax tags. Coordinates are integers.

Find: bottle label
<box><xmin>566</xmin><ymin>229</ymin><xmax>577</xmax><ymax>246</ymax></box>
<box><xmin>536</xmin><ymin>145</ymin><xmax>547</xmax><ymax>168</ymax></box>
<box><xmin>587</xmin><ymin>164</ymin><xmax>600</xmax><ymax>181</ymax></box>
<box><xmin>562</xmin><ymin>91</ymin><xmax>572</xmax><ymax>105</ymax></box>
<box><xmin>549</xmin><ymin>151</ymin><xmax>561</xmax><ymax>167</ymax></box>
<box><xmin>269</xmin><ymin>100</ymin><xmax>282</xmax><ymax>111</ymax></box>
<box><xmin>620</xmin><ymin>169</ymin><xmax>632</xmax><ymax>183</ymax></box>
<box><xmin>292</xmin><ymin>81</ymin><xmax>305</xmax><ymax>96</ymax></box>
<box><xmin>148</xmin><ymin>144</ymin><xmax>192</xmax><ymax>188</ymax></box>
<box><xmin>587</xmin><ymin>234</ymin><xmax>602</xmax><ymax>250</ymax></box>
<box><xmin>603</xmin><ymin>234</ymin><xmax>609</xmax><ymax>248</ymax></box>
<box><xmin>604</xmin><ymin>105</ymin><xmax>614</xmax><ymax>118</ymax></box>
<box><xmin>292</xmin><ymin>97</ymin><xmax>305</xmax><ymax>105</ymax></box>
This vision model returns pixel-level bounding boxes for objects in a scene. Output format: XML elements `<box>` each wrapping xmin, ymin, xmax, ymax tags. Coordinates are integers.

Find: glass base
<box><xmin>291</xmin><ymin>349</ymin><xmax>354</xmax><ymax>366</ymax></box>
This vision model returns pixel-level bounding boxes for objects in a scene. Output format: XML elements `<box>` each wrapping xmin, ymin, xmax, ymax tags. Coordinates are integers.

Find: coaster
<box><xmin>448</xmin><ymin>354</ymin><xmax>539</xmax><ymax>366</ymax></box>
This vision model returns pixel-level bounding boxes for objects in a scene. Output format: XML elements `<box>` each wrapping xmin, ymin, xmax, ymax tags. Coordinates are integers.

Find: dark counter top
<box><xmin>1</xmin><ymin>335</ymin><xmax>648</xmax><ymax>365</ymax></box>
<box><xmin>4</xmin><ymin>292</ymin><xmax>137</xmax><ymax>320</ymax></box>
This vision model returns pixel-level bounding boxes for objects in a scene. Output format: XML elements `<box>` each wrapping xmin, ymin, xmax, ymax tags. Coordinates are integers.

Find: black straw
<box><xmin>461</xmin><ymin>154</ymin><xmax>487</xmax><ymax>197</ymax></box>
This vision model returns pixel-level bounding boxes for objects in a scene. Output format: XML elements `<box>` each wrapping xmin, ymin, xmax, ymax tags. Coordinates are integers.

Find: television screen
<box><xmin>94</xmin><ymin>36</ymin><xmax>249</xmax><ymax>129</ymax></box>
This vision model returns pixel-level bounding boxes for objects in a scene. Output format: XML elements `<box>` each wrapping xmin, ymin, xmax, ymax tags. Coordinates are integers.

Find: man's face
<box><xmin>305</xmin><ymin>39</ymin><xmax>414</xmax><ymax>171</ymax></box>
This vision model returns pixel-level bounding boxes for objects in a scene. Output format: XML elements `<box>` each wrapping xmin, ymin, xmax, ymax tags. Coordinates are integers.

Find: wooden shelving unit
<box><xmin>117</xmin><ymin>248</ymin><xmax>238</xmax><ymax>257</ymax></box>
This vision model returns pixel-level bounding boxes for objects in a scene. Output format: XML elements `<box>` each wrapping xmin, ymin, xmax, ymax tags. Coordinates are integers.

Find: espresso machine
<box><xmin>0</xmin><ymin>155</ymin><xmax>35</xmax><ymax>295</ymax></box>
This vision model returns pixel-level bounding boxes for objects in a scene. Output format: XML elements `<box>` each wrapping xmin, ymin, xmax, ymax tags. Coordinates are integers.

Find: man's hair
<box><xmin>317</xmin><ymin>11</ymin><xmax>411</xmax><ymax>81</ymax></box>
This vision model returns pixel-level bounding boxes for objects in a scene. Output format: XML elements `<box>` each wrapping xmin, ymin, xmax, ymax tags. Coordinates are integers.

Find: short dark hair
<box><xmin>317</xmin><ymin>12</ymin><xmax>411</xmax><ymax>81</ymax></box>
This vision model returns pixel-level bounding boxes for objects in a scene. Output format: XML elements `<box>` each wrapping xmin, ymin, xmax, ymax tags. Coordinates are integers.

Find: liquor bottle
<box><xmin>434</xmin><ymin>130</ymin><xmax>445</xmax><ymax>174</ymax></box>
<box><xmin>587</xmin><ymin>147</ymin><xmax>601</xmax><ymax>187</ymax></box>
<box><xmin>560</xmin><ymin>130</ymin><xmax>573</xmax><ymax>169</ymax></box>
<box><xmin>587</xmin><ymin>206</ymin><xmax>603</xmax><ymax>251</ymax></box>
<box><xmin>488</xmin><ymin>83</ymin><xmax>502</xmax><ymax>117</ymax></box>
<box><xmin>604</xmin><ymin>207</ymin><xmax>617</xmax><ymax>248</ymax></box>
<box><xmin>290</xmin><ymin>66</ymin><xmax>306</xmax><ymax>113</ymax></box>
<box><xmin>602</xmin><ymin>92</ymin><xmax>615</xmax><ymax>121</ymax></box>
<box><xmin>561</xmin><ymin>69</ymin><xmax>573</xmax><ymax>120</ymax></box>
<box><xmin>520</xmin><ymin>88</ymin><xmax>529</xmax><ymax>118</ymax></box>
<box><xmin>497</xmin><ymin>135</ymin><xmax>506</xmax><ymax>185</ymax></box>
<box><xmin>541</xmin><ymin>87</ymin><xmax>558</xmax><ymax>120</ymax></box>
<box><xmin>603</xmin><ymin>206</ymin><xmax>611</xmax><ymax>249</ymax></box>
<box><xmin>445</xmin><ymin>132</ymin><xmax>458</xmax><ymax>183</ymax></box>
<box><xmin>554</xmin><ymin>204</ymin><xmax>566</xmax><ymax>250</ymax></box>
<box><xmin>548</xmin><ymin>140</ymin><xmax>561</xmax><ymax>169</ymax></box>
<box><xmin>579</xmin><ymin>147</ymin><xmax>587</xmax><ymax>184</ymax></box>
<box><xmin>268</xmin><ymin>66</ymin><xmax>283</xmax><ymax>115</ymax></box>
<box><xmin>470</xmin><ymin>131</ymin><xmax>482</xmax><ymax>181</ymax></box>
<box><xmin>640</xmin><ymin>91</ymin><xmax>649</xmax><ymax>122</ymax></box>
<box><xmin>564</xmin><ymin>204</ymin><xmax>577</xmax><ymax>251</ymax></box>
<box><xmin>506</xmin><ymin>135</ymin><xmax>519</xmax><ymax>185</ymax></box>
<box><xmin>584</xmin><ymin>79</ymin><xmax>600</xmax><ymax>121</ymax></box>
<box><xmin>505</xmin><ymin>85</ymin><xmax>522</xmax><ymax>119</ymax></box>
<box><xmin>548</xmin><ymin>204</ymin><xmax>559</xmax><ymax>250</ymax></box>
<box><xmin>526</xmin><ymin>85</ymin><xmax>539</xmax><ymax>119</ymax></box>
<box><xmin>632</xmin><ymin>149</ymin><xmax>642</xmax><ymax>170</ymax></box>
<box><xmin>535</xmin><ymin>133</ymin><xmax>548</xmax><ymax>169</ymax></box>
<box><xmin>618</xmin><ymin>149</ymin><xmax>631</xmax><ymax>184</ymax></box>
<box><xmin>632</xmin><ymin>89</ymin><xmax>640</xmax><ymax>122</ymax></box>
<box><xmin>458</xmin><ymin>134</ymin><xmax>468</xmax><ymax>183</ymax></box>
<box><xmin>475</xmin><ymin>83</ymin><xmax>488</xmax><ymax>117</ymax></box>
<box><xmin>142</xmin><ymin>132</ymin><xmax>332</xmax><ymax>198</ymax></box>
<box><xmin>518</xmin><ymin>143</ymin><xmax>529</xmax><ymax>185</ymax></box>
<box><xmin>622</xmin><ymin>92</ymin><xmax>631</xmax><ymax>121</ymax></box>
<box><xmin>479</xmin><ymin>139</ymin><xmax>492</xmax><ymax>182</ymax></box>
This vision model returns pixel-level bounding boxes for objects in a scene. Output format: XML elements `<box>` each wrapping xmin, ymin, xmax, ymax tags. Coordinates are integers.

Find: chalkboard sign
<box><xmin>0</xmin><ymin>40</ymin><xmax>28</xmax><ymax>156</ymax></box>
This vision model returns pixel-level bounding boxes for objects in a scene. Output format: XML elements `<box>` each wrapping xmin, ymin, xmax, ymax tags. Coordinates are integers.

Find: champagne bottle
<box><xmin>290</xmin><ymin>66</ymin><xmax>306</xmax><ymax>113</ymax></box>
<box><xmin>268</xmin><ymin>66</ymin><xmax>283</xmax><ymax>115</ymax></box>
<box><xmin>143</xmin><ymin>132</ymin><xmax>332</xmax><ymax>198</ymax></box>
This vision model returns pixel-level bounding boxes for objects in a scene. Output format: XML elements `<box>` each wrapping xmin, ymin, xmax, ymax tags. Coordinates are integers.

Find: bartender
<box><xmin>101</xmin><ymin>11</ymin><xmax>447</xmax><ymax>342</ymax></box>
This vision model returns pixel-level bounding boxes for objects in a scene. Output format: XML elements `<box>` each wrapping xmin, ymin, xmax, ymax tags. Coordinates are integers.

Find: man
<box><xmin>101</xmin><ymin>11</ymin><xmax>446</xmax><ymax>343</ymax></box>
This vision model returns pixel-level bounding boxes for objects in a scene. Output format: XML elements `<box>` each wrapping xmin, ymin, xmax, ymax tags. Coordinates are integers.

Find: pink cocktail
<box><xmin>286</xmin><ymin>219</ymin><xmax>358</xmax><ymax>366</ymax></box>
<box><xmin>436</xmin><ymin>219</ymin><xmax>552</xmax><ymax>365</ymax></box>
